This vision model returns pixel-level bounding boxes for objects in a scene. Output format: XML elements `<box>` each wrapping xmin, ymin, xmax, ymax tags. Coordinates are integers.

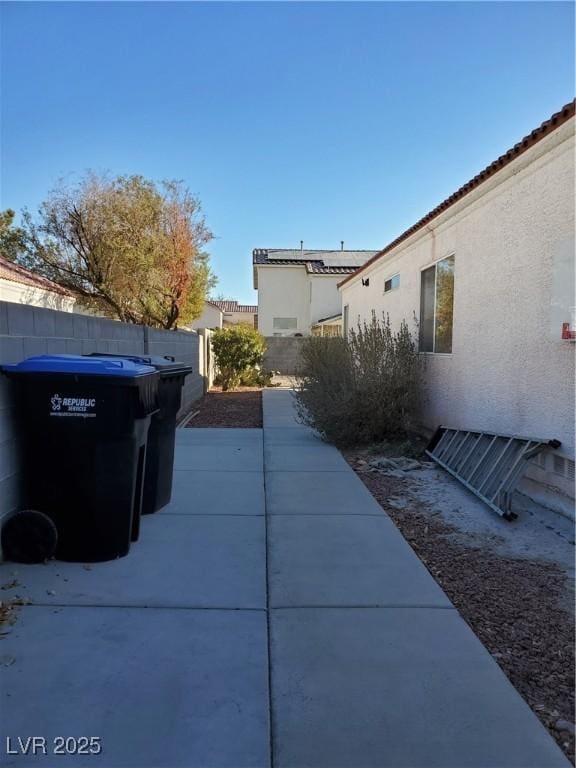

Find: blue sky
<box><xmin>1</xmin><ymin>1</ymin><xmax>574</xmax><ymax>303</ymax></box>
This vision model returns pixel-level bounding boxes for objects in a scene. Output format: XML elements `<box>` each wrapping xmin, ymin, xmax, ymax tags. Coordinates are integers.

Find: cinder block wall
<box><xmin>0</xmin><ymin>301</ymin><xmax>205</xmax><ymax>523</ymax></box>
<box><xmin>263</xmin><ymin>336</ymin><xmax>306</xmax><ymax>375</ymax></box>
<box><xmin>147</xmin><ymin>327</ymin><xmax>204</xmax><ymax>410</ymax></box>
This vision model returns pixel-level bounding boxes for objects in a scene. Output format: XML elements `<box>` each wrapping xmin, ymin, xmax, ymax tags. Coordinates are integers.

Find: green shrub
<box><xmin>294</xmin><ymin>314</ymin><xmax>422</xmax><ymax>446</ymax></box>
<box><xmin>211</xmin><ymin>325</ymin><xmax>266</xmax><ymax>391</ymax></box>
<box><xmin>239</xmin><ymin>367</ymin><xmax>275</xmax><ymax>387</ymax></box>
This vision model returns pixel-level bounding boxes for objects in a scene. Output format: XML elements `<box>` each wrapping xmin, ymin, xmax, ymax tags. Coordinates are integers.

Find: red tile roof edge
<box><xmin>0</xmin><ymin>254</ymin><xmax>74</xmax><ymax>297</ymax></box>
<box><xmin>210</xmin><ymin>299</ymin><xmax>257</xmax><ymax>313</ymax></box>
<box><xmin>339</xmin><ymin>100</ymin><xmax>576</xmax><ymax>289</ymax></box>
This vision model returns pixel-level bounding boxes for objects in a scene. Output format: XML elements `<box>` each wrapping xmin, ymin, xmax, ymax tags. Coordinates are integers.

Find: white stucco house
<box><xmin>0</xmin><ymin>254</ymin><xmax>76</xmax><ymax>312</ymax></box>
<box><xmin>253</xmin><ymin>247</ymin><xmax>378</xmax><ymax>336</ymax></box>
<box><xmin>188</xmin><ymin>299</ymin><xmax>258</xmax><ymax>331</ymax></box>
<box><xmin>189</xmin><ymin>301</ymin><xmax>224</xmax><ymax>331</ymax></box>
<box><xmin>339</xmin><ymin>100</ymin><xmax>575</xmax><ymax>515</ymax></box>
<box><xmin>211</xmin><ymin>300</ymin><xmax>258</xmax><ymax>328</ymax></box>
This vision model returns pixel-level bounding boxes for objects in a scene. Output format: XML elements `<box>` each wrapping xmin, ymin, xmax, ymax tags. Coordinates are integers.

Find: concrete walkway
<box><xmin>0</xmin><ymin>389</ymin><xmax>570</xmax><ymax>767</ymax></box>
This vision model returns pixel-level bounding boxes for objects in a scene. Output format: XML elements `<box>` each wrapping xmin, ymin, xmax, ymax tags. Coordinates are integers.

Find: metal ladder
<box><xmin>426</xmin><ymin>427</ymin><xmax>561</xmax><ymax>520</ymax></box>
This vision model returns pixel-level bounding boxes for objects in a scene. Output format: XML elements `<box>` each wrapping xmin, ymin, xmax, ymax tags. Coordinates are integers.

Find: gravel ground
<box><xmin>344</xmin><ymin>448</ymin><xmax>575</xmax><ymax>764</ymax></box>
<box><xmin>271</xmin><ymin>375</ymin><xmax>298</xmax><ymax>388</ymax></box>
<box><xmin>183</xmin><ymin>387</ymin><xmax>262</xmax><ymax>428</ymax></box>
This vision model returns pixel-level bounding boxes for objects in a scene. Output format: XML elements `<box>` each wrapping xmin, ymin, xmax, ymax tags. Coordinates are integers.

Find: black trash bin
<box><xmin>87</xmin><ymin>354</ymin><xmax>192</xmax><ymax>514</ymax></box>
<box><xmin>1</xmin><ymin>355</ymin><xmax>159</xmax><ymax>562</ymax></box>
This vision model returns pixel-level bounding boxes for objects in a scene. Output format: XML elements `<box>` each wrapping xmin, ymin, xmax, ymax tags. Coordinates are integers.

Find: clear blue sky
<box><xmin>1</xmin><ymin>1</ymin><xmax>574</xmax><ymax>303</ymax></box>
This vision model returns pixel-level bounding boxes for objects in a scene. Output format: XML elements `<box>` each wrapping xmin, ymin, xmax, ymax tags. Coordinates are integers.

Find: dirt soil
<box><xmin>184</xmin><ymin>387</ymin><xmax>262</xmax><ymax>428</ymax></box>
<box><xmin>344</xmin><ymin>448</ymin><xmax>575</xmax><ymax>765</ymax></box>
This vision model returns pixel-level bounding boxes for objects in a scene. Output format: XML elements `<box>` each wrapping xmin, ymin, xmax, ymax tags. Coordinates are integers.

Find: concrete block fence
<box><xmin>263</xmin><ymin>336</ymin><xmax>306</xmax><ymax>375</ymax></box>
<box><xmin>0</xmin><ymin>301</ymin><xmax>211</xmax><ymax>523</ymax></box>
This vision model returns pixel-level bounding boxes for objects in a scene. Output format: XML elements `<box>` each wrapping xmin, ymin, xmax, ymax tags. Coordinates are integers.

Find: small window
<box><xmin>384</xmin><ymin>274</ymin><xmax>400</xmax><ymax>293</ymax></box>
<box><xmin>343</xmin><ymin>305</ymin><xmax>349</xmax><ymax>337</ymax></box>
<box><xmin>419</xmin><ymin>255</ymin><xmax>455</xmax><ymax>353</ymax></box>
<box><xmin>273</xmin><ymin>317</ymin><xmax>297</xmax><ymax>330</ymax></box>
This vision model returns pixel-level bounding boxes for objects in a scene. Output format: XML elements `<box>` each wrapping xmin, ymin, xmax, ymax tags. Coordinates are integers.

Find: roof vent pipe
<box><xmin>340</xmin><ymin>241</ymin><xmax>344</xmax><ymax>251</ymax></box>
<box><xmin>300</xmin><ymin>240</ymin><xmax>303</xmax><ymax>251</ymax></box>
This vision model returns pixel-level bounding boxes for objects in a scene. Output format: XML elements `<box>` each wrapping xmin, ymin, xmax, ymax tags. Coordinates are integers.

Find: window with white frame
<box><xmin>273</xmin><ymin>317</ymin><xmax>298</xmax><ymax>330</ymax></box>
<box><xmin>384</xmin><ymin>274</ymin><xmax>400</xmax><ymax>293</ymax></box>
<box><xmin>419</xmin><ymin>255</ymin><xmax>455</xmax><ymax>353</ymax></box>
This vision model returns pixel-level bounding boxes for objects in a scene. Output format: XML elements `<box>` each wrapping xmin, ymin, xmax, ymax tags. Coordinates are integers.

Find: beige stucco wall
<box><xmin>189</xmin><ymin>302</ymin><xmax>223</xmax><ymax>330</ymax></box>
<box><xmin>340</xmin><ymin>120</ymin><xmax>575</xmax><ymax>498</ymax></box>
<box><xmin>257</xmin><ymin>267</ymin><xmax>348</xmax><ymax>335</ymax></box>
<box><xmin>222</xmin><ymin>311</ymin><xmax>256</xmax><ymax>328</ymax></box>
<box><xmin>310</xmin><ymin>274</ymin><xmax>344</xmax><ymax>325</ymax></box>
<box><xmin>257</xmin><ymin>265</ymin><xmax>311</xmax><ymax>336</ymax></box>
<box><xmin>0</xmin><ymin>279</ymin><xmax>76</xmax><ymax>312</ymax></box>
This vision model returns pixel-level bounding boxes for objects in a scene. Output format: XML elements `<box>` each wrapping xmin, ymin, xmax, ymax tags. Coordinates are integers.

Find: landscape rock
<box><xmin>343</xmin><ymin>447</ymin><xmax>575</xmax><ymax>765</ymax></box>
<box><xmin>555</xmin><ymin>719</ymin><xmax>575</xmax><ymax>736</ymax></box>
<box><xmin>367</xmin><ymin>456</ymin><xmax>425</xmax><ymax>474</ymax></box>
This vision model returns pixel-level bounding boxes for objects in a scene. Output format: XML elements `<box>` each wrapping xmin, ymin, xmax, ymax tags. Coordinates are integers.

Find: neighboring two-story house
<box><xmin>253</xmin><ymin>247</ymin><xmax>378</xmax><ymax>336</ymax></box>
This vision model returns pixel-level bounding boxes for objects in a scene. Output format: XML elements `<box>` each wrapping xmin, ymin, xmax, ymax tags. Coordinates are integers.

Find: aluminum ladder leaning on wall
<box><xmin>426</xmin><ymin>427</ymin><xmax>561</xmax><ymax>520</ymax></box>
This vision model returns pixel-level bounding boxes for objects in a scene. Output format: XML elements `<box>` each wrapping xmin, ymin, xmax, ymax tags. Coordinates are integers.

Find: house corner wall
<box><xmin>339</xmin><ymin>123</ymin><xmax>575</xmax><ymax>509</ymax></box>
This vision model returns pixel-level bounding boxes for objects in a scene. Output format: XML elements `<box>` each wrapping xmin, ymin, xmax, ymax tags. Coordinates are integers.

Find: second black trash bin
<box><xmin>87</xmin><ymin>354</ymin><xmax>192</xmax><ymax>514</ymax></box>
<box><xmin>1</xmin><ymin>355</ymin><xmax>159</xmax><ymax>562</ymax></box>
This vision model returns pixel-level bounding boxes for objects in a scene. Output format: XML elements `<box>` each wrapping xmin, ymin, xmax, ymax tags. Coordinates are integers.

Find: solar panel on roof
<box><xmin>321</xmin><ymin>254</ymin><xmax>368</xmax><ymax>267</ymax></box>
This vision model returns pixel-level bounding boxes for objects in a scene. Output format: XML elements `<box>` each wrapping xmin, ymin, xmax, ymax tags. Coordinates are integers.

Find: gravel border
<box><xmin>184</xmin><ymin>388</ymin><xmax>262</xmax><ymax>428</ymax></box>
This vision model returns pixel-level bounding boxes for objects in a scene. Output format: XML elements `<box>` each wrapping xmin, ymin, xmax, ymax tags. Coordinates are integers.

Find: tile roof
<box><xmin>210</xmin><ymin>299</ymin><xmax>257</xmax><ymax>314</ymax></box>
<box><xmin>0</xmin><ymin>254</ymin><xmax>73</xmax><ymax>296</ymax></box>
<box><xmin>253</xmin><ymin>248</ymin><xmax>378</xmax><ymax>274</ymax></box>
<box><xmin>339</xmin><ymin>100</ymin><xmax>576</xmax><ymax>289</ymax></box>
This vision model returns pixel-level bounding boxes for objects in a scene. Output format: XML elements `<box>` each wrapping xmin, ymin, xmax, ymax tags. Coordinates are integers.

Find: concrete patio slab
<box><xmin>0</xmin><ymin>394</ymin><xmax>568</xmax><ymax>768</ymax></box>
<box><xmin>262</xmin><ymin>413</ymin><xmax>304</xmax><ymax>429</ymax></box>
<box><xmin>174</xmin><ymin>443</ymin><xmax>263</xmax><ymax>472</ymax></box>
<box><xmin>3</xmin><ymin>514</ymin><xmax>266</xmax><ymax>609</ymax></box>
<box><xmin>270</xmin><ymin>607</ymin><xmax>570</xmax><ymax>768</ymax></box>
<box><xmin>268</xmin><ymin>515</ymin><xmax>452</xmax><ymax>607</ymax></box>
<box><xmin>265</xmin><ymin>470</ymin><xmax>386</xmax><ymax>515</ymax></box>
<box><xmin>264</xmin><ymin>444</ymin><xmax>350</xmax><ymax>472</ymax></box>
<box><xmin>1</xmin><ymin>606</ymin><xmax>269</xmax><ymax>768</ymax></box>
<box><xmin>264</xmin><ymin>427</ymin><xmax>323</xmax><ymax>445</ymax></box>
<box><xmin>176</xmin><ymin>427</ymin><xmax>263</xmax><ymax>444</ymax></box>
<box><xmin>262</xmin><ymin>391</ymin><xmax>303</xmax><ymax>428</ymax></box>
<box><xmin>166</xmin><ymin>470</ymin><xmax>265</xmax><ymax>515</ymax></box>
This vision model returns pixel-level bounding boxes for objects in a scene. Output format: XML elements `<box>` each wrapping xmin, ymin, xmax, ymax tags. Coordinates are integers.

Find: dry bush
<box><xmin>294</xmin><ymin>314</ymin><xmax>422</xmax><ymax>446</ymax></box>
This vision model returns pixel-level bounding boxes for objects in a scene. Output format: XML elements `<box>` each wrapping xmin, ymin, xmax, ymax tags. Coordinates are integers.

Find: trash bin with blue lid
<box><xmin>1</xmin><ymin>354</ymin><xmax>159</xmax><ymax>562</ymax></box>
<box><xmin>86</xmin><ymin>354</ymin><xmax>192</xmax><ymax>514</ymax></box>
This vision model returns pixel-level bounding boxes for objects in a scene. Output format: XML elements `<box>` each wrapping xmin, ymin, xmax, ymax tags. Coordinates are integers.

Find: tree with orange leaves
<box><xmin>20</xmin><ymin>173</ymin><xmax>215</xmax><ymax>329</ymax></box>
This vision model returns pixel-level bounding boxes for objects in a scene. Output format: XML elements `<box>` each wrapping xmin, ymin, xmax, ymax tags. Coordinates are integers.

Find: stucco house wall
<box><xmin>340</xmin><ymin>116</ymin><xmax>575</xmax><ymax>511</ymax></box>
<box><xmin>257</xmin><ymin>266</ymin><xmax>311</xmax><ymax>336</ymax></box>
<box><xmin>222</xmin><ymin>310</ymin><xmax>256</xmax><ymax>327</ymax></box>
<box><xmin>189</xmin><ymin>302</ymin><xmax>223</xmax><ymax>330</ymax></box>
<box><xmin>310</xmin><ymin>274</ymin><xmax>345</xmax><ymax>325</ymax></box>
<box><xmin>0</xmin><ymin>277</ymin><xmax>76</xmax><ymax>312</ymax></box>
<box><xmin>257</xmin><ymin>269</ymin><xmax>360</xmax><ymax>336</ymax></box>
